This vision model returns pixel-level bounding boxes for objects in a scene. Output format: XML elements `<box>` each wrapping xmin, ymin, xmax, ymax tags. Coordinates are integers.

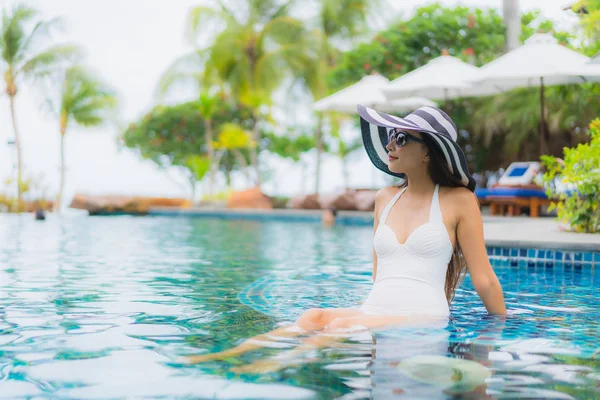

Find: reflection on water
<box><xmin>0</xmin><ymin>214</ymin><xmax>598</xmax><ymax>399</ymax></box>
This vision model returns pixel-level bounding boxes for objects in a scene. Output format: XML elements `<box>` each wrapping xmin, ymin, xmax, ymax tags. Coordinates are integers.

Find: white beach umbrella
<box><xmin>472</xmin><ymin>33</ymin><xmax>600</xmax><ymax>153</ymax></box>
<box><xmin>313</xmin><ymin>74</ymin><xmax>435</xmax><ymax>114</ymax></box>
<box><xmin>383</xmin><ymin>55</ymin><xmax>485</xmax><ymax>101</ymax></box>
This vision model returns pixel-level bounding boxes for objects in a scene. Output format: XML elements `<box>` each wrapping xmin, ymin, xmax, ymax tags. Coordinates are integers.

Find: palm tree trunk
<box><xmin>204</xmin><ymin>118</ymin><xmax>214</xmax><ymax>195</ymax></box>
<box><xmin>314</xmin><ymin>115</ymin><xmax>324</xmax><ymax>195</ymax></box>
<box><xmin>189</xmin><ymin>174</ymin><xmax>196</xmax><ymax>203</ymax></box>
<box><xmin>503</xmin><ymin>0</ymin><xmax>520</xmax><ymax>52</ymax></box>
<box><xmin>342</xmin><ymin>157</ymin><xmax>349</xmax><ymax>191</ymax></box>
<box><xmin>250</xmin><ymin>115</ymin><xmax>261</xmax><ymax>188</ymax></box>
<box><xmin>232</xmin><ymin>149</ymin><xmax>252</xmax><ymax>183</ymax></box>
<box><xmin>58</xmin><ymin>132</ymin><xmax>66</xmax><ymax>212</ymax></box>
<box><xmin>8</xmin><ymin>94</ymin><xmax>24</xmax><ymax>211</ymax></box>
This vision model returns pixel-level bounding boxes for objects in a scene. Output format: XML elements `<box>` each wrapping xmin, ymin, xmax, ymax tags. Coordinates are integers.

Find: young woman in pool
<box><xmin>187</xmin><ymin>105</ymin><xmax>506</xmax><ymax>368</ymax></box>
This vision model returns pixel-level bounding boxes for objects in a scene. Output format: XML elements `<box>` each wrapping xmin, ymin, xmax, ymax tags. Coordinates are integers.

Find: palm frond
<box><xmin>1</xmin><ymin>5</ymin><xmax>38</xmax><ymax>65</ymax></box>
<box><xmin>185</xmin><ymin>5</ymin><xmax>235</xmax><ymax>46</ymax></box>
<box><xmin>17</xmin><ymin>16</ymin><xmax>65</xmax><ymax>61</ymax></box>
<box><xmin>60</xmin><ymin>66</ymin><xmax>117</xmax><ymax>129</ymax></box>
<box><xmin>259</xmin><ymin>15</ymin><xmax>306</xmax><ymax>49</ymax></box>
<box><xmin>19</xmin><ymin>44</ymin><xmax>82</xmax><ymax>79</ymax></box>
<box><xmin>156</xmin><ymin>49</ymin><xmax>212</xmax><ymax>98</ymax></box>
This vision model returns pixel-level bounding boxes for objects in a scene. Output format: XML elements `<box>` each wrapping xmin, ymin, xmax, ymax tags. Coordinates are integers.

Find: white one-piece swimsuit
<box><xmin>360</xmin><ymin>185</ymin><xmax>453</xmax><ymax>317</ymax></box>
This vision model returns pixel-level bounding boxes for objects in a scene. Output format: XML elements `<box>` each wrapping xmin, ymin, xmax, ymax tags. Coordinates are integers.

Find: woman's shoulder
<box><xmin>374</xmin><ymin>186</ymin><xmax>402</xmax><ymax>210</ymax></box>
<box><xmin>439</xmin><ymin>186</ymin><xmax>480</xmax><ymax>216</ymax></box>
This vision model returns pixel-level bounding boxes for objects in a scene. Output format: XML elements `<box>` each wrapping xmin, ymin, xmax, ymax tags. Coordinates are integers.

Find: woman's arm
<box><xmin>455</xmin><ymin>190</ymin><xmax>506</xmax><ymax>315</ymax></box>
<box><xmin>372</xmin><ymin>190</ymin><xmax>383</xmax><ymax>282</ymax></box>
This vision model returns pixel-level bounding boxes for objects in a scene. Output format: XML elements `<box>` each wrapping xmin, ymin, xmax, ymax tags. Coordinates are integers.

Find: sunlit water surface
<box><xmin>0</xmin><ymin>215</ymin><xmax>598</xmax><ymax>399</ymax></box>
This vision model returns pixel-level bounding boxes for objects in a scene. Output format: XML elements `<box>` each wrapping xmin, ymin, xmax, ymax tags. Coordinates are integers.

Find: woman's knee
<box><xmin>327</xmin><ymin>317</ymin><xmax>351</xmax><ymax>331</ymax></box>
<box><xmin>296</xmin><ymin>308</ymin><xmax>324</xmax><ymax>327</ymax></box>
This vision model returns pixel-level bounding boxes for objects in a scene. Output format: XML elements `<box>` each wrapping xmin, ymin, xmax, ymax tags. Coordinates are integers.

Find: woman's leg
<box><xmin>230</xmin><ymin>314</ymin><xmax>439</xmax><ymax>374</ymax></box>
<box><xmin>185</xmin><ymin>307</ymin><xmax>365</xmax><ymax>363</ymax></box>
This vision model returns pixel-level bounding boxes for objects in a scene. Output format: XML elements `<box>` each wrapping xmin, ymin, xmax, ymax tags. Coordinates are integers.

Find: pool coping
<box><xmin>146</xmin><ymin>207</ymin><xmax>600</xmax><ymax>252</ymax></box>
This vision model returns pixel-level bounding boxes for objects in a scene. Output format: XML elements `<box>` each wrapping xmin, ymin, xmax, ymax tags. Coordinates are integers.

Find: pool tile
<box><xmin>594</xmin><ymin>253</ymin><xmax>600</xmax><ymax>262</ymax></box>
<box><xmin>494</xmin><ymin>247</ymin><xmax>502</xmax><ymax>256</ymax></box>
<box><xmin>565</xmin><ymin>252</ymin><xmax>573</xmax><ymax>261</ymax></box>
<box><xmin>545</xmin><ymin>261</ymin><xmax>554</xmax><ymax>268</ymax></box>
<box><xmin>519</xmin><ymin>249</ymin><xmax>527</xmax><ymax>257</ymax></box>
<box><xmin>519</xmin><ymin>259</ymin><xmax>527</xmax><ymax>267</ymax></box>
<box><xmin>528</xmin><ymin>249</ymin><xmax>536</xmax><ymax>258</ymax></box>
<box><xmin>537</xmin><ymin>249</ymin><xmax>546</xmax><ymax>259</ymax></box>
<box><xmin>510</xmin><ymin>248</ymin><xmax>518</xmax><ymax>257</ymax></box>
<box><xmin>502</xmin><ymin>248</ymin><xmax>509</xmax><ymax>257</ymax></box>
<box><xmin>574</xmin><ymin>253</ymin><xmax>583</xmax><ymax>261</ymax></box>
<box><xmin>583</xmin><ymin>252</ymin><xmax>592</xmax><ymax>262</ymax></box>
<box><xmin>486</xmin><ymin>247</ymin><xmax>493</xmax><ymax>256</ymax></box>
<box><xmin>510</xmin><ymin>260</ymin><xmax>518</xmax><ymax>267</ymax></box>
<box><xmin>555</xmin><ymin>251</ymin><xmax>563</xmax><ymax>260</ymax></box>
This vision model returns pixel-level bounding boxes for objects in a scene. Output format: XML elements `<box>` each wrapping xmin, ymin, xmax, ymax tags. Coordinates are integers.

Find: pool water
<box><xmin>0</xmin><ymin>215</ymin><xmax>598</xmax><ymax>399</ymax></box>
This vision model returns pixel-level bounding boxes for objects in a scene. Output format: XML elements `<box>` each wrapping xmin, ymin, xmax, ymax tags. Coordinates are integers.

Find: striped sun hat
<box><xmin>357</xmin><ymin>104</ymin><xmax>476</xmax><ymax>192</ymax></box>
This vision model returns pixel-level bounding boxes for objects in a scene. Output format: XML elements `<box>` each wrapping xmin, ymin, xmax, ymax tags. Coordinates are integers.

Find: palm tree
<box><xmin>161</xmin><ymin>0</ymin><xmax>308</xmax><ymax>188</ymax></box>
<box><xmin>299</xmin><ymin>0</ymin><xmax>383</xmax><ymax>194</ymax></box>
<box><xmin>329</xmin><ymin>117</ymin><xmax>363</xmax><ymax>190</ymax></box>
<box><xmin>56</xmin><ymin>66</ymin><xmax>117</xmax><ymax>210</ymax></box>
<box><xmin>0</xmin><ymin>4</ymin><xmax>80</xmax><ymax>210</ymax></box>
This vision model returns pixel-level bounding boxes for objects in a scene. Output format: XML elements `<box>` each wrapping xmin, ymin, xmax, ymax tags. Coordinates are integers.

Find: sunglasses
<box><xmin>388</xmin><ymin>129</ymin><xmax>425</xmax><ymax>148</ymax></box>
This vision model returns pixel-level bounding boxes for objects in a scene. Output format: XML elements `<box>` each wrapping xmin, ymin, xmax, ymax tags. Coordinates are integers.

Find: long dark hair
<box><xmin>398</xmin><ymin>133</ymin><xmax>469</xmax><ymax>304</ymax></box>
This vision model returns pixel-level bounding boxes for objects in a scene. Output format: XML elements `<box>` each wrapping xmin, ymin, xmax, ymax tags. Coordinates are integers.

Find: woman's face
<box><xmin>385</xmin><ymin>129</ymin><xmax>428</xmax><ymax>174</ymax></box>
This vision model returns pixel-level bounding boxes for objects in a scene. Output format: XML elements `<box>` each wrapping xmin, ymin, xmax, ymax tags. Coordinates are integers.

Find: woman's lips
<box><xmin>388</xmin><ymin>155</ymin><xmax>398</xmax><ymax>161</ymax></box>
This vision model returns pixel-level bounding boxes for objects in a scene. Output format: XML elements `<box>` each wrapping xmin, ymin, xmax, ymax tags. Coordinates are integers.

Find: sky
<box><xmin>0</xmin><ymin>0</ymin><xmax>579</xmax><ymax>205</ymax></box>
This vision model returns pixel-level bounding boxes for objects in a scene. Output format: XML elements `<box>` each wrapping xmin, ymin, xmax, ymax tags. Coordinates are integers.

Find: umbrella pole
<box><xmin>540</xmin><ymin>77</ymin><xmax>546</xmax><ymax>155</ymax></box>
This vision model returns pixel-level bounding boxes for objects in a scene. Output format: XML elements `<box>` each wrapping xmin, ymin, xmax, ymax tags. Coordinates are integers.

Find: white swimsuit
<box><xmin>360</xmin><ymin>185</ymin><xmax>453</xmax><ymax>317</ymax></box>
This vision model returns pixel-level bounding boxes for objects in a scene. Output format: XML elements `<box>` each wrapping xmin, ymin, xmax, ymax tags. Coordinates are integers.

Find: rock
<box><xmin>227</xmin><ymin>187</ymin><xmax>273</xmax><ymax>209</ymax></box>
<box><xmin>353</xmin><ymin>190</ymin><xmax>377</xmax><ymax>211</ymax></box>
<box><xmin>69</xmin><ymin>194</ymin><xmax>190</xmax><ymax>215</ymax></box>
<box><xmin>318</xmin><ymin>194</ymin><xmax>340</xmax><ymax>210</ymax></box>
<box><xmin>289</xmin><ymin>194</ymin><xmax>320</xmax><ymax>209</ymax></box>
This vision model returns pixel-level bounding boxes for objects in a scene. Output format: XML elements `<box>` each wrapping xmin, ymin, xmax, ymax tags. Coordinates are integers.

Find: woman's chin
<box><xmin>387</xmin><ymin>165</ymin><xmax>403</xmax><ymax>174</ymax></box>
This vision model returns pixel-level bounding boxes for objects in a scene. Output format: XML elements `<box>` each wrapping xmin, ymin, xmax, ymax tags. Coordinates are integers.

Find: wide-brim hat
<box><xmin>358</xmin><ymin>104</ymin><xmax>476</xmax><ymax>192</ymax></box>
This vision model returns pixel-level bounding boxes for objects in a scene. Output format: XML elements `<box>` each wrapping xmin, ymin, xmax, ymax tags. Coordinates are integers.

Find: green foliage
<box><xmin>541</xmin><ymin>119</ymin><xmax>600</xmax><ymax>233</ymax></box>
<box><xmin>60</xmin><ymin>66</ymin><xmax>117</xmax><ymax>131</ymax></box>
<box><xmin>263</xmin><ymin>129</ymin><xmax>315</xmax><ymax>162</ymax></box>
<box><xmin>123</xmin><ymin>99</ymin><xmax>256</xmax><ymax>194</ymax></box>
<box><xmin>185</xmin><ymin>155</ymin><xmax>210</xmax><ymax>182</ymax></box>
<box><xmin>166</xmin><ymin>0</ymin><xmax>308</xmax><ymax>102</ymax></box>
<box><xmin>327</xmin><ymin>4</ymin><xmax>506</xmax><ymax>90</ymax></box>
<box><xmin>122</xmin><ymin>99</ymin><xmax>254</xmax><ymax>169</ymax></box>
<box><xmin>573</xmin><ymin>0</ymin><xmax>600</xmax><ymax>55</ymax></box>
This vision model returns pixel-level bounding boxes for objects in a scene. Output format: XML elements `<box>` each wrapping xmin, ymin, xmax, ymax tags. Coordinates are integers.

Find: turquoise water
<box><xmin>0</xmin><ymin>215</ymin><xmax>598</xmax><ymax>399</ymax></box>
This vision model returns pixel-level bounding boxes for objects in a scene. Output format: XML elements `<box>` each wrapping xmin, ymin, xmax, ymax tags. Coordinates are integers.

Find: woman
<box><xmin>187</xmin><ymin>105</ymin><xmax>506</xmax><ymax>367</ymax></box>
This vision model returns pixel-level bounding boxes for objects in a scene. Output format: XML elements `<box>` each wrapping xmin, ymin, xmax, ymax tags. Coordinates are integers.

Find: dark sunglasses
<box><xmin>388</xmin><ymin>129</ymin><xmax>425</xmax><ymax>148</ymax></box>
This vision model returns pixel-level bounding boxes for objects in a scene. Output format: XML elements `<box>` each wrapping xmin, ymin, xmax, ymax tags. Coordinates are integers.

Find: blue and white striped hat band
<box><xmin>357</xmin><ymin>104</ymin><xmax>476</xmax><ymax>191</ymax></box>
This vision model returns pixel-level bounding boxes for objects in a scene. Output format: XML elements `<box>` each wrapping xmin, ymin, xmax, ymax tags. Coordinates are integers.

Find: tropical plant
<box><xmin>160</xmin><ymin>0</ymin><xmax>308</xmax><ymax>187</ymax></box>
<box><xmin>541</xmin><ymin>118</ymin><xmax>600</xmax><ymax>233</ymax></box>
<box><xmin>328</xmin><ymin>117</ymin><xmax>363</xmax><ymax>190</ymax></box>
<box><xmin>572</xmin><ymin>0</ymin><xmax>600</xmax><ymax>55</ymax></box>
<box><xmin>297</xmin><ymin>0</ymin><xmax>383</xmax><ymax>194</ymax></box>
<box><xmin>327</xmin><ymin>4</ymin><xmax>506</xmax><ymax>90</ymax></box>
<box><xmin>0</xmin><ymin>4</ymin><xmax>80</xmax><ymax>210</ymax></box>
<box><xmin>122</xmin><ymin>100</ymin><xmax>255</xmax><ymax>196</ymax></box>
<box><xmin>184</xmin><ymin>155</ymin><xmax>211</xmax><ymax>201</ymax></box>
<box><xmin>212</xmin><ymin>123</ymin><xmax>256</xmax><ymax>184</ymax></box>
<box><xmin>55</xmin><ymin>66</ymin><xmax>117</xmax><ymax>210</ymax></box>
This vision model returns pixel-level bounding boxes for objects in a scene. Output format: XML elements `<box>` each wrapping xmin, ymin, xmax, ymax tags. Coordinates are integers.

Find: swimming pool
<box><xmin>0</xmin><ymin>215</ymin><xmax>598</xmax><ymax>399</ymax></box>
